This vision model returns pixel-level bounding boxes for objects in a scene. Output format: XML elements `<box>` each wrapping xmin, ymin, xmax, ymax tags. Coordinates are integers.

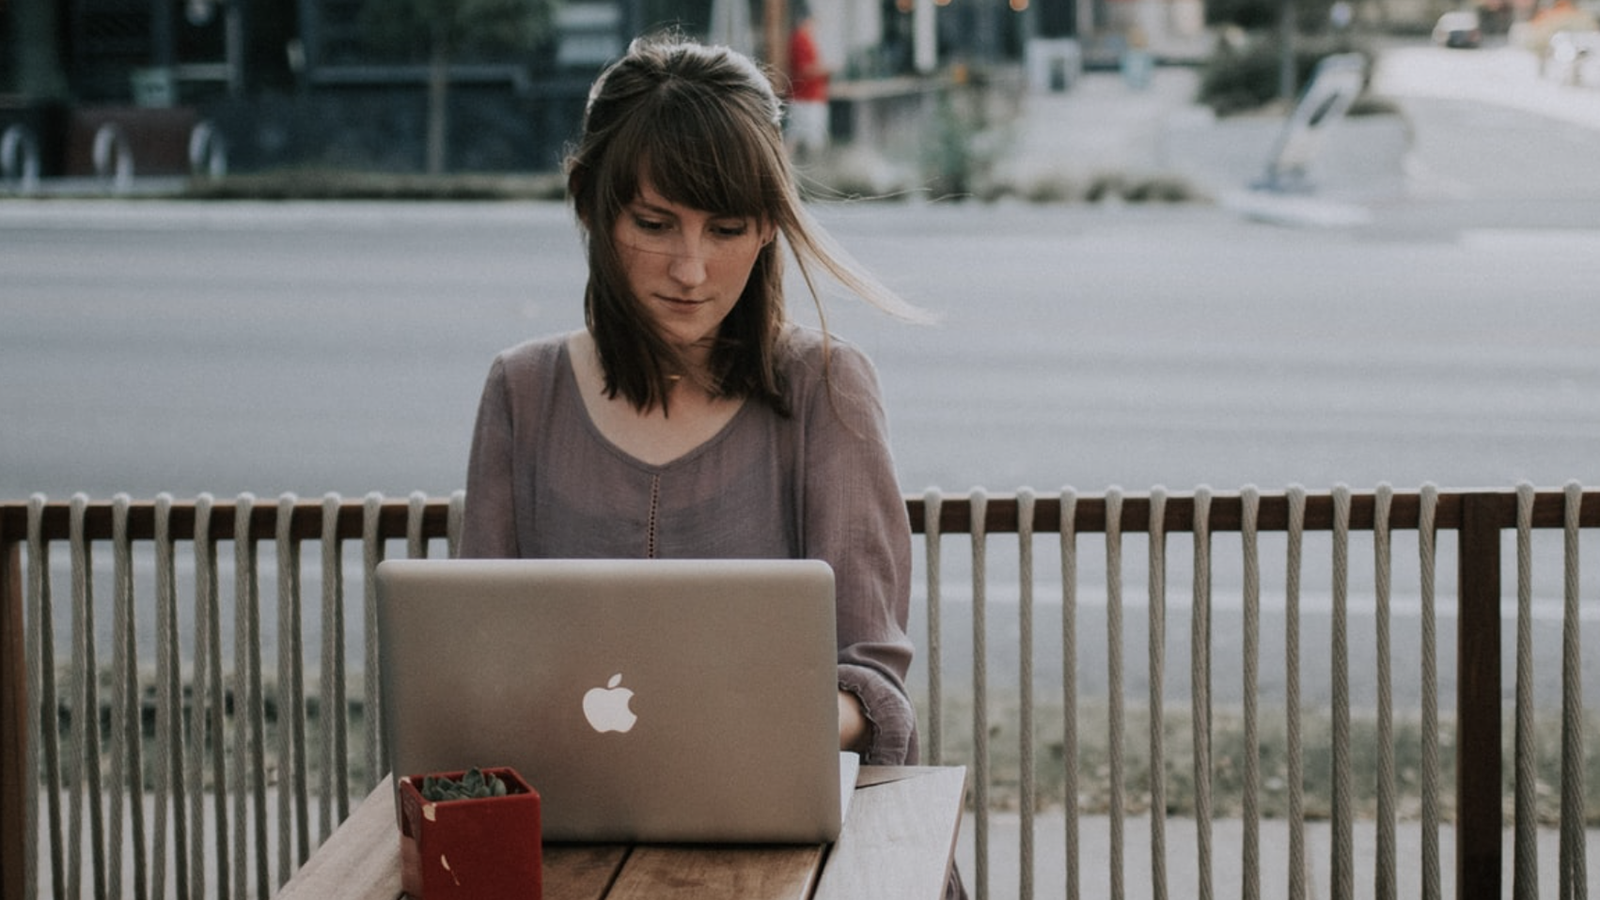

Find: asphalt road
<box><xmin>8</xmin><ymin>197</ymin><xmax>1600</xmax><ymax>501</ymax></box>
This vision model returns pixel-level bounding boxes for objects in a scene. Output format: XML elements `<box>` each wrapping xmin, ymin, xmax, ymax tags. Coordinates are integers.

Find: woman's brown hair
<box><xmin>566</xmin><ymin>32</ymin><xmax>927</xmax><ymax>416</ymax></box>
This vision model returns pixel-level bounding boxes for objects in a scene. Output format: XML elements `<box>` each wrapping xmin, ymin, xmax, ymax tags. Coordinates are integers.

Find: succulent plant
<box><xmin>419</xmin><ymin>767</ymin><xmax>510</xmax><ymax>802</ymax></box>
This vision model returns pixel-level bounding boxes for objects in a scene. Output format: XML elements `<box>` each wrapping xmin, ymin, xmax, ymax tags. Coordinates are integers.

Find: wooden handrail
<box><xmin>4</xmin><ymin>487</ymin><xmax>1596</xmax><ymax>541</ymax></box>
<box><xmin>0</xmin><ymin>497</ymin><xmax>454</xmax><ymax>544</ymax></box>
<box><xmin>907</xmin><ymin>487</ymin><xmax>1600</xmax><ymax>533</ymax></box>
<box><xmin>1</xmin><ymin>533</ymin><xmax>22</xmax><ymax>900</ymax></box>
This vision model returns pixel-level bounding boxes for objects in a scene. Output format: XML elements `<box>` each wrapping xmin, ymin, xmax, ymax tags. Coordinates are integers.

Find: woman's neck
<box><xmin>668</xmin><ymin>341</ymin><xmax>718</xmax><ymax>400</ymax></box>
<box><xmin>568</xmin><ymin>331</ymin><xmax>744</xmax><ymax>466</ymax></box>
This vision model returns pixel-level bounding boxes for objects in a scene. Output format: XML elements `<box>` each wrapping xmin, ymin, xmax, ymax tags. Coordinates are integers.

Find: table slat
<box><xmin>276</xmin><ymin>767</ymin><xmax>964</xmax><ymax>900</ymax></box>
<box><xmin>275</xmin><ymin>780</ymin><xmax>403</xmax><ymax>900</ymax></box>
<box><xmin>543</xmin><ymin>845</ymin><xmax>630</xmax><ymax>900</ymax></box>
<box><xmin>606</xmin><ymin>845</ymin><xmax>823</xmax><ymax>900</ymax></box>
<box><xmin>814</xmin><ymin>766</ymin><xmax>968</xmax><ymax>900</ymax></box>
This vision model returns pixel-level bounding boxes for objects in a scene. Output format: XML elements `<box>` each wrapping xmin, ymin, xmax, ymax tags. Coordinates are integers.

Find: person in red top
<box><xmin>785</xmin><ymin>9</ymin><xmax>831</xmax><ymax>160</ymax></box>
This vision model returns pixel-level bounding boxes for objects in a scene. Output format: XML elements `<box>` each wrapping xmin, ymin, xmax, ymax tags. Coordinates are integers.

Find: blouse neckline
<box><xmin>557</xmin><ymin>334</ymin><xmax>755</xmax><ymax>473</ymax></box>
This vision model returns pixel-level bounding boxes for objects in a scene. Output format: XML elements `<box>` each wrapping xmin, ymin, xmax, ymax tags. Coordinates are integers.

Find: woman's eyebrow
<box><xmin>626</xmin><ymin>197</ymin><xmax>676</xmax><ymax>216</ymax></box>
<box><xmin>630</xmin><ymin>196</ymin><xmax>746</xmax><ymax>223</ymax></box>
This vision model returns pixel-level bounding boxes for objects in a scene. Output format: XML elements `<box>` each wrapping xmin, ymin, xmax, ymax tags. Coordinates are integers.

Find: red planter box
<box><xmin>398</xmin><ymin>767</ymin><xmax>542</xmax><ymax>900</ymax></box>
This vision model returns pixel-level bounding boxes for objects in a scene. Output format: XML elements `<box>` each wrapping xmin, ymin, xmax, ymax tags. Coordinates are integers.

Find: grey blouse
<box><xmin>458</xmin><ymin>326</ymin><xmax>919</xmax><ymax>765</ymax></box>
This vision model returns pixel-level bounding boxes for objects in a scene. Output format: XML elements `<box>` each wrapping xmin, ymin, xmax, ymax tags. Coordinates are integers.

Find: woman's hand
<box><xmin>838</xmin><ymin>690</ymin><xmax>868</xmax><ymax>754</ymax></box>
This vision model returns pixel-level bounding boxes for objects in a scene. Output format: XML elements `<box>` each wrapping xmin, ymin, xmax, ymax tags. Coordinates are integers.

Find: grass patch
<box><xmin>920</xmin><ymin>692</ymin><xmax>1600</xmax><ymax>824</ymax></box>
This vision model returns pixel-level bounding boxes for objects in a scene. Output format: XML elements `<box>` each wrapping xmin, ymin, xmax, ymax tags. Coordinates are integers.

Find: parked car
<box><xmin>1434</xmin><ymin>10</ymin><xmax>1484</xmax><ymax>47</ymax></box>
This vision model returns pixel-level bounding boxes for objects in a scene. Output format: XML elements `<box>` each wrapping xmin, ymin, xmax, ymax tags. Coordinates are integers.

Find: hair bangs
<box><xmin>634</xmin><ymin>85</ymin><xmax>776</xmax><ymax>221</ymax></box>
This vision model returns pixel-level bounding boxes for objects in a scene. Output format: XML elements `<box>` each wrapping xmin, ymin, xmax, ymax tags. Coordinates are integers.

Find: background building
<box><xmin>1</xmin><ymin>0</ymin><xmax>1219</xmax><ymax>179</ymax></box>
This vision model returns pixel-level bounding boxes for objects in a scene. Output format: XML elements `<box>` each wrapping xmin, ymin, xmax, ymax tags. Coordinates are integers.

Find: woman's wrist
<box><xmin>838</xmin><ymin>689</ymin><xmax>869</xmax><ymax>754</ymax></box>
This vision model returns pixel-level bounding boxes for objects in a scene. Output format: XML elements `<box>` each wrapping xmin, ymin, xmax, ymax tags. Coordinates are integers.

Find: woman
<box><xmin>458</xmin><ymin>33</ymin><xmax>926</xmax><ymax>767</ymax></box>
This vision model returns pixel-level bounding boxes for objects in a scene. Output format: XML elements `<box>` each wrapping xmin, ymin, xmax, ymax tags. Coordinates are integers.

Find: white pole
<box><xmin>914</xmin><ymin>0</ymin><xmax>937</xmax><ymax>73</ymax></box>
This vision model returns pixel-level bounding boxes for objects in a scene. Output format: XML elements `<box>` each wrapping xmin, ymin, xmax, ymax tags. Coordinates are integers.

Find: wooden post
<box><xmin>1456</xmin><ymin>492</ymin><xmax>1502</xmax><ymax>900</ymax></box>
<box><xmin>1</xmin><ymin>532</ymin><xmax>25</xmax><ymax>900</ymax></box>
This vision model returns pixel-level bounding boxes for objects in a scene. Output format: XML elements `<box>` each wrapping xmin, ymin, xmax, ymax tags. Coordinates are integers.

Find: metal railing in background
<box><xmin>0</xmin><ymin>486</ymin><xmax>1593</xmax><ymax>900</ymax></box>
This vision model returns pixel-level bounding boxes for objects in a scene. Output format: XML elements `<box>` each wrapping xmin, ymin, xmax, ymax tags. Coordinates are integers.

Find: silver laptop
<box><xmin>376</xmin><ymin>557</ymin><xmax>845</xmax><ymax>844</ymax></box>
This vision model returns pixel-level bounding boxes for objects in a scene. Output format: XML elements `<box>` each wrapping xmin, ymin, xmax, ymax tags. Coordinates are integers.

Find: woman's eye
<box><xmin>713</xmin><ymin>223</ymin><xmax>749</xmax><ymax>238</ymax></box>
<box><xmin>632</xmin><ymin>216</ymin><xmax>667</xmax><ymax>232</ymax></box>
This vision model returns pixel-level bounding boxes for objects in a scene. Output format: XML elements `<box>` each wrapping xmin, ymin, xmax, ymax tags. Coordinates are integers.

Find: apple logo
<box><xmin>582</xmin><ymin>673</ymin><xmax>638</xmax><ymax>734</ymax></box>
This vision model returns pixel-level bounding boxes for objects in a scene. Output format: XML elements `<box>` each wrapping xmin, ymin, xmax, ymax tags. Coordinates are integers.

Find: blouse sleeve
<box><xmin>459</xmin><ymin>354</ymin><xmax>520</xmax><ymax>559</ymax></box>
<box><xmin>801</xmin><ymin>340</ymin><xmax>919</xmax><ymax>765</ymax></box>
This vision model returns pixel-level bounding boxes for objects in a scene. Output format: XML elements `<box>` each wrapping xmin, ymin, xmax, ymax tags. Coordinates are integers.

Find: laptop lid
<box><xmin>376</xmin><ymin>557</ymin><xmax>843</xmax><ymax>844</ymax></box>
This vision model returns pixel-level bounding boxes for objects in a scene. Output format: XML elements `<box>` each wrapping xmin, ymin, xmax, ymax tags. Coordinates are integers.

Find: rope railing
<box><xmin>0</xmin><ymin>486</ymin><xmax>1593</xmax><ymax>900</ymax></box>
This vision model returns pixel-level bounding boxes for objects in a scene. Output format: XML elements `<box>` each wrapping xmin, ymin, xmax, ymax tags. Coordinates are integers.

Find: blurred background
<box><xmin>3</xmin><ymin>0</ymin><xmax>1593</xmax><ymax>189</ymax></box>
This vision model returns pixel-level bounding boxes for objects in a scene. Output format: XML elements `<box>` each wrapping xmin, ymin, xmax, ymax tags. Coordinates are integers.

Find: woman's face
<box><xmin>612</xmin><ymin>178</ymin><xmax>770</xmax><ymax>359</ymax></box>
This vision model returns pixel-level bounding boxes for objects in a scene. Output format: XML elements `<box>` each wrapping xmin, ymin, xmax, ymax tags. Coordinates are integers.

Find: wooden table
<box><xmin>276</xmin><ymin>765</ymin><xmax>967</xmax><ymax>900</ymax></box>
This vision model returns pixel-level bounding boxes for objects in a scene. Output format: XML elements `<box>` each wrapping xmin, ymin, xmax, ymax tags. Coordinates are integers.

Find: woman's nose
<box><xmin>667</xmin><ymin>239</ymin><xmax>708</xmax><ymax>286</ymax></box>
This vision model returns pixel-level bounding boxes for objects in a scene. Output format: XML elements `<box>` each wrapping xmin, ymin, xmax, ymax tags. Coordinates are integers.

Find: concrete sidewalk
<box><xmin>1375</xmin><ymin>43</ymin><xmax>1600</xmax><ymax>131</ymax></box>
<box><xmin>997</xmin><ymin>61</ymin><xmax>1410</xmax><ymax>205</ymax></box>
<box><xmin>997</xmin><ymin>41</ymin><xmax>1600</xmax><ymax>213</ymax></box>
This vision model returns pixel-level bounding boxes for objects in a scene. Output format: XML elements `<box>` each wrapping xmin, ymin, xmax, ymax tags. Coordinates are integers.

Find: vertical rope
<box><xmin>1146</xmin><ymin>487</ymin><xmax>1168</xmax><ymax>900</ymax></box>
<box><xmin>1285</xmin><ymin>485</ymin><xmax>1307</xmax><ymax>900</ymax></box>
<box><xmin>362</xmin><ymin>493</ymin><xmax>387</xmax><ymax>790</ymax></box>
<box><xmin>1558</xmin><ymin>481</ymin><xmax>1586</xmax><ymax>900</ymax></box>
<box><xmin>112</xmin><ymin>496</ymin><xmax>149</xmax><ymax>900</ymax></box>
<box><xmin>233</xmin><ymin>493</ymin><xmax>270</xmax><ymax>900</ymax></box>
<box><xmin>108</xmin><ymin>495</ymin><xmax>130</xmax><ymax>900</ymax></box>
<box><xmin>1017</xmin><ymin>488</ymin><xmax>1036</xmax><ymax>900</ymax></box>
<box><xmin>1239</xmin><ymin>486</ymin><xmax>1262</xmax><ymax>900</ymax></box>
<box><xmin>277</xmin><ymin>495</ymin><xmax>295</xmax><ymax>886</ymax></box>
<box><xmin>152</xmin><ymin>499</ymin><xmax>171</xmax><ymax>900</ymax></box>
<box><xmin>1418</xmin><ymin>485</ymin><xmax>1441</xmax><ymax>900</ymax></box>
<box><xmin>408</xmin><ymin>492</ymin><xmax>428</xmax><ymax>559</ymax></box>
<box><xmin>154</xmin><ymin>494</ymin><xmax>188</xmax><ymax>900</ymax></box>
<box><xmin>275</xmin><ymin>493</ymin><xmax>311</xmax><ymax>886</ymax></box>
<box><xmin>448</xmin><ymin>491</ymin><xmax>466</xmax><ymax>559</ymax></box>
<box><xmin>192</xmin><ymin>494</ymin><xmax>227</xmax><ymax>900</ymax></box>
<box><xmin>1331</xmin><ymin>485</ymin><xmax>1353</xmax><ymax>900</ymax></box>
<box><xmin>1060</xmin><ymin>487</ymin><xmax>1080</xmax><ymax>900</ymax></box>
<box><xmin>1190</xmin><ymin>486</ymin><xmax>1214</xmax><ymax>900</ymax></box>
<box><xmin>289</xmin><ymin>496</ymin><xmax>311</xmax><ymax>864</ymax></box>
<box><xmin>27</xmin><ymin>496</ymin><xmax>63</xmax><ymax>900</ymax></box>
<box><xmin>319</xmin><ymin>493</ymin><xmax>349</xmax><ymax>837</ymax></box>
<box><xmin>1105</xmin><ymin>487</ymin><xmax>1126</xmax><ymax>900</ymax></box>
<box><xmin>230</xmin><ymin>495</ymin><xmax>251</xmax><ymax>900</ymax></box>
<box><xmin>249</xmin><ymin>501</ymin><xmax>269</xmax><ymax>900</ymax></box>
<box><xmin>1373</xmin><ymin>484</ymin><xmax>1396</xmax><ymax>900</ymax></box>
<box><xmin>125</xmin><ymin>497</ymin><xmax>151</xmax><ymax>900</ymax></box>
<box><xmin>1513</xmin><ymin>482</ymin><xmax>1538</xmax><ymax>900</ymax></box>
<box><xmin>924</xmin><ymin>488</ymin><xmax>944</xmax><ymax>767</ymax></box>
<box><xmin>969</xmin><ymin>488</ymin><xmax>990</xmax><ymax>900</ymax></box>
<box><xmin>69</xmin><ymin>492</ymin><xmax>106</xmax><ymax>900</ymax></box>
